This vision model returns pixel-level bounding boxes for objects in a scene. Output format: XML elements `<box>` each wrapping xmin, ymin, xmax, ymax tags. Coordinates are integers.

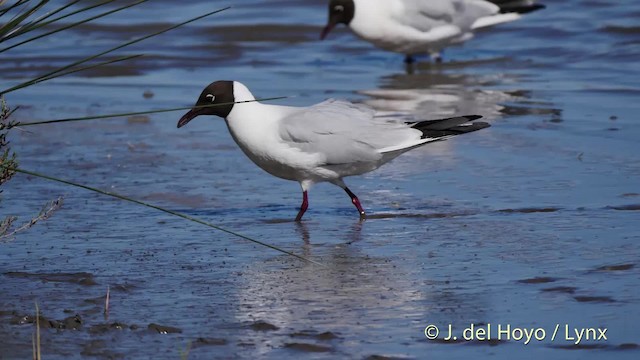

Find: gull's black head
<box><xmin>321</xmin><ymin>0</ymin><xmax>355</xmax><ymax>40</ymax></box>
<box><xmin>177</xmin><ymin>80</ymin><xmax>235</xmax><ymax>128</ymax></box>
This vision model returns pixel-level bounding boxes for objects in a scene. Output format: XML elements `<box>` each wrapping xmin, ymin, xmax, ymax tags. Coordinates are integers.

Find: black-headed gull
<box><xmin>321</xmin><ymin>0</ymin><xmax>545</xmax><ymax>63</ymax></box>
<box><xmin>178</xmin><ymin>80</ymin><xmax>489</xmax><ymax>221</ymax></box>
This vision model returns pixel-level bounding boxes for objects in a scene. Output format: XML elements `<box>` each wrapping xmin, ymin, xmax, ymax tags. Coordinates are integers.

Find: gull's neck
<box><xmin>226</xmin><ymin>81</ymin><xmax>264</xmax><ymax>123</ymax></box>
<box><xmin>232</xmin><ymin>81</ymin><xmax>256</xmax><ymax>102</ymax></box>
<box><xmin>227</xmin><ymin>81</ymin><xmax>298</xmax><ymax>124</ymax></box>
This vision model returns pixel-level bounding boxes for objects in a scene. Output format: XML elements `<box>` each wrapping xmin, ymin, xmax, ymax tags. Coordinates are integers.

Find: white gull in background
<box><xmin>177</xmin><ymin>80</ymin><xmax>489</xmax><ymax>221</ymax></box>
<box><xmin>321</xmin><ymin>0</ymin><xmax>545</xmax><ymax>63</ymax></box>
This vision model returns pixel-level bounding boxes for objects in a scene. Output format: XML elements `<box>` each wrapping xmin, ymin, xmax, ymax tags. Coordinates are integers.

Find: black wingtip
<box><xmin>410</xmin><ymin>115</ymin><xmax>483</xmax><ymax>131</ymax></box>
<box><xmin>429</xmin><ymin>121</ymin><xmax>491</xmax><ymax>138</ymax></box>
<box><xmin>410</xmin><ymin>115</ymin><xmax>490</xmax><ymax>139</ymax></box>
<box><xmin>500</xmin><ymin>4</ymin><xmax>546</xmax><ymax>14</ymax></box>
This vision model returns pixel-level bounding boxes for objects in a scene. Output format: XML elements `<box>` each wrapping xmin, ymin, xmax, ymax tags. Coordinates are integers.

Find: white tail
<box><xmin>472</xmin><ymin>13</ymin><xmax>521</xmax><ymax>30</ymax></box>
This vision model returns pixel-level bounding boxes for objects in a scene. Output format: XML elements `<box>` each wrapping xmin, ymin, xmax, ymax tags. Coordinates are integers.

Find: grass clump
<box><xmin>1</xmin><ymin>96</ymin><xmax>21</xmax><ymax>239</ymax></box>
<box><xmin>0</xmin><ymin>97</ymin><xmax>17</xmax><ymax>187</ymax></box>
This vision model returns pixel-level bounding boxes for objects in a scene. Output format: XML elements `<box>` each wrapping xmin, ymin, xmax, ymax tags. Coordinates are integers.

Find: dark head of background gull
<box><xmin>321</xmin><ymin>0</ymin><xmax>355</xmax><ymax>40</ymax></box>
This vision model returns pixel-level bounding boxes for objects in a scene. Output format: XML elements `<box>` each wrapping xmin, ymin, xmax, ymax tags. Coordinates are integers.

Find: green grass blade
<box><xmin>1</xmin><ymin>1</ymin><xmax>43</xmax><ymax>35</ymax></box>
<box><xmin>7</xmin><ymin>166</ymin><xmax>325</xmax><ymax>267</ymax></box>
<box><xmin>0</xmin><ymin>6</ymin><xmax>230</xmax><ymax>96</ymax></box>
<box><xmin>0</xmin><ymin>0</ymin><xmax>48</xmax><ymax>40</ymax></box>
<box><xmin>0</xmin><ymin>1</ymin><xmax>35</xmax><ymax>38</ymax></box>
<box><xmin>35</xmin><ymin>301</ymin><xmax>41</xmax><ymax>360</ymax></box>
<box><xmin>0</xmin><ymin>0</ymin><xmax>30</xmax><ymax>18</ymax></box>
<box><xmin>0</xmin><ymin>0</ymin><xmax>147</xmax><ymax>52</ymax></box>
<box><xmin>16</xmin><ymin>97</ymin><xmax>289</xmax><ymax>126</ymax></box>
<box><xmin>3</xmin><ymin>0</ymin><xmax>85</xmax><ymax>40</ymax></box>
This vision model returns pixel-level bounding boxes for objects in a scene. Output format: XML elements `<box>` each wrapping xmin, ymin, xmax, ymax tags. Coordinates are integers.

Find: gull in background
<box><xmin>321</xmin><ymin>0</ymin><xmax>545</xmax><ymax>63</ymax></box>
<box><xmin>178</xmin><ymin>80</ymin><xmax>489</xmax><ymax>221</ymax></box>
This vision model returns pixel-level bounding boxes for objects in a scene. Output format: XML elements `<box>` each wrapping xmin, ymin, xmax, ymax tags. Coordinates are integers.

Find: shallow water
<box><xmin>1</xmin><ymin>0</ymin><xmax>639</xmax><ymax>358</ymax></box>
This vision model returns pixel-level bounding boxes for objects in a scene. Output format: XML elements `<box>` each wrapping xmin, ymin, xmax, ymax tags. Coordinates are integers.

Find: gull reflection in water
<box><xmin>360</xmin><ymin>69</ymin><xmax>520</xmax><ymax>121</ymax></box>
<box><xmin>230</xmin><ymin>222</ymin><xmax>490</xmax><ymax>356</ymax></box>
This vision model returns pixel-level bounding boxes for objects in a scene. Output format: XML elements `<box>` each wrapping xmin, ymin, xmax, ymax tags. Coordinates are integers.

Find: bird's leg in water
<box><xmin>344</xmin><ymin>187</ymin><xmax>366</xmax><ymax>220</ymax></box>
<box><xmin>404</xmin><ymin>54</ymin><xmax>415</xmax><ymax>64</ymax></box>
<box><xmin>295</xmin><ymin>191</ymin><xmax>309</xmax><ymax>221</ymax></box>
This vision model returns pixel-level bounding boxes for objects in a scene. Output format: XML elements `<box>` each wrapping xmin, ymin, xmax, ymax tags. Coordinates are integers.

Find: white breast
<box><xmin>224</xmin><ymin>101</ymin><xmax>326</xmax><ymax>182</ymax></box>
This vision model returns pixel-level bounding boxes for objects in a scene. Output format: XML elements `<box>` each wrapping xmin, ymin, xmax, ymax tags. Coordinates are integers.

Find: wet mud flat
<box><xmin>1</xmin><ymin>207</ymin><xmax>639</xmax><ymax>359</ymax></box>
<box><xmin>2</xmin><ymin>0</ymin><xmax>640</xmax><ymax>359</ymax></box>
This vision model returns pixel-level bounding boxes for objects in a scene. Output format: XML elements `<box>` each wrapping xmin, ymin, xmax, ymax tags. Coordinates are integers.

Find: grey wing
<box><xmin>278</xmin><ymin>100</ymin><xmax>421</xmax><ymax>165</ymax></box>
<box><xmin>400</xmin><ymin>0</ymin><xmax>498</xmax><ymax>31</ymax></box>
<box><xmin>279</xmin><ymin>100</ymin><xmax>381</xmax><ymax>165</ymax></box>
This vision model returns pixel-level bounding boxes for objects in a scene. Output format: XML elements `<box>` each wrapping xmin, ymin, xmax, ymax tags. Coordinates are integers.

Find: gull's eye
<box><xmin>334</xmin><ymin>5</ymin><xmax>344</xmax><ymax>12</ymax></box>
<box><xmin>206</xmin><ymin>94</ymin><xmax>215</xmax><ymax>102</ymax></box>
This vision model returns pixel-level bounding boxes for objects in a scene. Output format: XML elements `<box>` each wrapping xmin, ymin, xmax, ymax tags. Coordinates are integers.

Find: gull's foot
<box><xmin>404</xmin><ymin>62</ymin><xmax>415</xmax><ymax>75</ymax></box>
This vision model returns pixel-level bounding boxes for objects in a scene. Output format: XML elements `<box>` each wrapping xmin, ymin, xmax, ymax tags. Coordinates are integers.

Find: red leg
<box><xmin>344</xmin><ymin>187</ymin><xmax>366</xmax><ymax>219</ymax></box>
<box><xmin>295</xmin><ymin>190</ymin><xmax>309</xmax><ymax>222</ymax></box>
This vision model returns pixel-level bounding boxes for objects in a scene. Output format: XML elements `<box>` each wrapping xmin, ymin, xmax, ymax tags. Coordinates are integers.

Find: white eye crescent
<box><xmin>206</xmin><ymin>94</ymin><xmax>215</xmax><ymax>102</ymax></box>
<box><xmin>335</xmin><ymin>5</ymin><xmax>344</xmax><ymax>11</ymax></box>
